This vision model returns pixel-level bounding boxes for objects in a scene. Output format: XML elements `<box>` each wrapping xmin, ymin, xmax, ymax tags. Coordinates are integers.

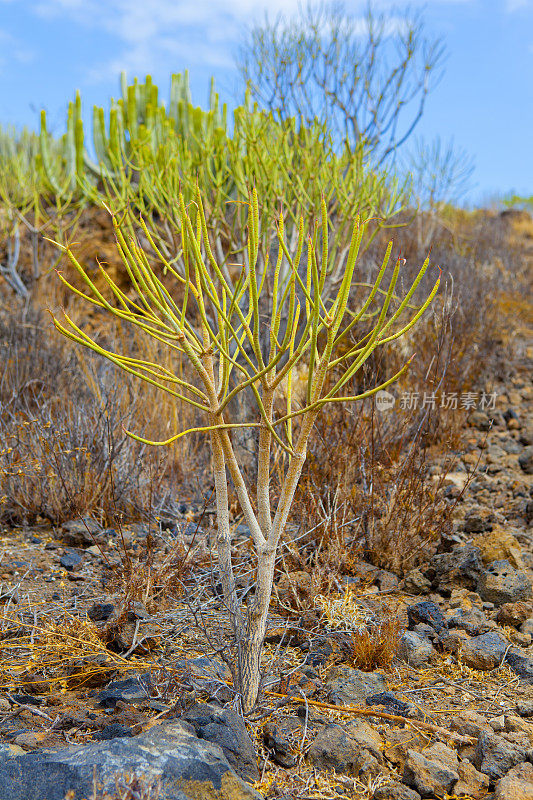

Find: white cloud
<box><xmin>0</xmin><ymin>28</ymin><xmax>34</xmax><ymax>74</ymax></box>
<box><xmin>28</xmin><ymin>0</ymin><xmax>481</xmax><ymax>82</ymax></box>
<box><xmin>31</xmin><ymin>0</ymin><xmax>307</xmax><ymax>79</ymax></box>
<box><xmin>506</xmin><ymin>0</ymin><xmax>531</xmax><ymax>10</ymax></box>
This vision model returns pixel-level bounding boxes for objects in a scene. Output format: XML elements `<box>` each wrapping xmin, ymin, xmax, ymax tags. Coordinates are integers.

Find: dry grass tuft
<box><xmin>316</xmin><ymin>588</ymin><xmax>403</xmax><ymax>671</ymax></box>
<box><xmin>349</xmin><ymin>616</ymin><xmax>402</xmax><ymax>671</ymax></box>
<box><xmin>0</xmin><ymin>611</ymin><xmax>156</xmax><ymax>692</ymax></box>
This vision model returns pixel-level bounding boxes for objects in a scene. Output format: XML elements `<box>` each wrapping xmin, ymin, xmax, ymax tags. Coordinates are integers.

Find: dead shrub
<box><xmin>316</xmin><ymin>588</ymin><xmax>403</xmax><ymax>671</ymax></box>
<box><xmin>349</xmin><ymin>614</ymin><xmax>402</xmax><ymax>671</ymax></box>
<box><xmin>0</xmin><ymin>306</ymin><xmax>204</xmax><ymax>526</ymax></box>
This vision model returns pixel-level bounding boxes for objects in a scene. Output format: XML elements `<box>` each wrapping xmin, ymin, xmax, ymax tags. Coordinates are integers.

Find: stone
<box><xmin>504</xmin><ymin>714</ymin><xmax>533</xmax><ymax>744</ymax></box>
<box><xmin>93</xmin><ymin>724</ymin><xmax>134</xmax><ymax>741</ymax></box>
<box><xmin>0</xmin><ymin>721</ymin><xmax>262</xmax><ymax>800</ymax></box>
<box><xmin>459</xmin><ymin>631</ymin><xmax>510</xmax><ymax>670</ymax></box>
<box><xmin>365</xmin><ymin>692</ymin><xmax>413</xmax><ymax>717</ymax></box>
<box><xmin>454</xmin><ymin>761</ymin><xmax>490</xmax><ymax>799</ymax></box>
<box><xmin>398</xmin><ymin>632</ymin><xmax>435</xmax><ymax>667</ymax></box>
<box><xmin>469</xmin><ymin>411</ymin><xmax>491</xmax><ymax>431</ymax></box>
<box><xmin>464</xmin><ymin>508</ymin><xmax>493</xmax><ymax>533</ymax></box>
<box><xmin>262</xmin><ymin>723</ymin><xmax>297</xmax><ymax>768</ymax></box>
<box><xmin>87</xmin><ymin>601</ymin><xmax>116</xmax><ymax>622</ymax></box>
<box><xmin>474</xmin><ymin>526</ymin><xmax>525</xmax><ymax>570</ymax></box>
<box><xmin>505</xmin><ymin>651</ymin><xmax>533</xmax><ymax>683</ymax></box>
<box><xmin>447</xmin><ymin>607</ymin><xmax>492</xmax><ymax>635</ymax></box>
<box><xmin>178</xmin><ymin>702</ymin><xmax>259</xmax><ymax>782</ymax></box>
<box><xmin>402</xmin><ymin>569</ymin><xmax>431</xmax><ymax>595</ymax></box>
<box><xmin>172</xmin><ymin>656</ymin><xmax>232</xmax><ymax>698</ymax></box>
<box><xmin>59</xmin><ymin>549</ymin><xmax>83</xmax><ymax>571</ymax></box>
<box><xmin>61</xmin><ymin>517</ymin><xmax>102</xmax><ymax>547</ymax></box>
<box><xmin>440</xmin><ymin>628</ymin><xmax>471</xmax><ymax>655</ymax></box>
<box><xmin>517</xmin><ymin>701</ymin><xmax>533</xmax><ymax>718</ymax></box>
<box><xmin>423</xmin><ymin>742</ymin><xmax>458</xmax><ymax>772</ymax></box>
<box><xmin>13</xmin><ymin>732</ymin><xmax>48</xmax><ymax>750</ymax></box>
<box><xmin>372</xmin><ymin>783</ymin><xmax>421</xmax><ymax>800</ymax></box>
<box><xmin>403</xmin><ymin>749</ymin><xmax>459</xmax><ymax>797</ymax></box>
<box><xmin>494</xmin><ymin>761</ymin><xmax>533</xmax><ymax>799</ymax></box>
<box><xmin>307</xmin><ymin>720</ymin><xmax>383</xmax><ymax>777</ymax></box>
<box><xmin>97</xmin><ymin>673</ymin><xmax>152</xmax><ymax>707</ymax></box>
<box><xmin>407</xmin><ymin>602</ymin><xmax>447</xmax><ymax>635</ymax></box>
<box><xmin>325</xmin><ymin>666</ymin><xmax>387</xmax><ymax>706</ymax></box>
<box><xmin>477</xmin><ymin>560</ymin><xmax>532</xmax><ymax>605</ymax></box>
<box><xmin>473</xmin><ymin>731</ymin><xmax>529</xmax><ymax>780</ymax></box>
<box><xmin>497</xmin><ymin>601</ymin><xmax>532</xmax><ymax>627</ymax></box>
<box><xmin>518</xmin><ymin>446</ymin><xmax>533</xmax><ymax>474</ymax></box>
<box><xmin>449</xmin><ymin>710</ymin><xmax>494</xmax><ymax>738</ymax></box>
<box><xmin>432</xmin><ymin>545</ymin><xmax>484</xmax><ymax>594</ymax></box>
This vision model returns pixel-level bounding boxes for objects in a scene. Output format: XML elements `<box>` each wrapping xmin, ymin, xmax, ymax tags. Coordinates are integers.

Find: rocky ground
<box><xmin>0</xmin><ymin>337</ymin><xmax>532</xmax><ymax>799</ymax></box>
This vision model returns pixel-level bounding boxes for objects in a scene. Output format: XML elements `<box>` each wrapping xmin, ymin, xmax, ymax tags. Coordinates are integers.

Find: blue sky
<box><xmin>0</xmin><ymin>0</ymin><xmax>531</xmax><ymax>204</ymax></box>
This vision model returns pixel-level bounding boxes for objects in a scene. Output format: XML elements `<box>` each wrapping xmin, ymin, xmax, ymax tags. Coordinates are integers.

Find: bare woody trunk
<box><xmin>236</xmin><ymin>409</ymin><xmax>318</xmax><ymax>713</ymax></box>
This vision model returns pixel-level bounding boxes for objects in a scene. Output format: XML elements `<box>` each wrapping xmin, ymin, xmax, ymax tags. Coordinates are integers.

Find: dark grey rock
<box><xmin>93</xmin><ymin>724</ymin><xmax>133</xmax><ymax>741</ymax></box>
<box><xmin>59</xmin><ymin>549</ymin><xmax>83</xmax><ymax>571</ymax></box>
<box><xmin>407</xmin><ymin>602</ymin><xmax>447</xmax><ymax>635</ymax></box>
<box><xmin>372</xmin><ymin>783</ymin><xmax>421</xmax><ymax>800</ymax></box>
<box><xmin>0</xmin><ymin>721</ymin><xmax>262</xmax><ymax>800</ymax></box>
<box><xmin>403</xmin><ymin>749</ymin><xmax>458</xmax><ymax>797</ymax></box>
<box><xmin>61</xmin><ymin>517</ymin><xmax>102</xmax><ymax>547</ymax></box>
<box><xmin>460</xmin><ymin>631</ymin><xmax>510</xmax><ymax>670</ymax></box>
<box><xmin>166</xmin><ymin>521</ymin><xmax>204</xmax><ymax>539</ymax></box>
<box><xmin>474</xmin><ymin>731</ymin><xmax>530</xmax><ymax>780</ymax></box>
<box><xmin>325</xmin><ymin>666</ymin><xmax>386</xmax><ymax>706</ymax></box>
<box><xmin>518</xmin><ymin>446</ymin><xmax>533</xmax><ymax>474</ymax></box>
<box><xmin>469</xmin><ymin>411</ymin><xmax>491</xmax><ymax>431</ymax></box>
<box><xmin>365</xmin><ymin>692</ymin><xmax>413</xmax><ymax>717</ymax></box>
<box><xmin>447</xmin><ymin>607</ymin><xmax>492</xmax><ymax>635</ymax></box>
<box><xmin>307</xmin><ymin>720</ymin><xmax>383</xmax><ymax>777</ymax></box>
<box><xmin>97</xmin><ymin>673</ymin><xmax>152</xmax><ymax>708</ymax></box>
<box><xmin>179</xmin><ymin>702</ymin><xmax>258</xmax><ymax>782</ymax></box>
<box><xmin>402</xmin><ymin>569</ymin><xmax>431</xmax><ymax>595</ymax></box>
<box><xmin>516</xmin><ymin>700</ymin><xmax>533</xmax><ymax>717</ymax></box>
<box><xmin>432</xmin><ymin>544</ymin><xmax>484</xmax><ymax>593</ymax></box>
<box><xmin>398</xmin><ymin>632</ymin><xmax>435</xmax><ymax>667</ymax></box>
<box><xmin>506</xmin><ymin>651</ymin><xmax>533</xmax><ymax>683</ymax></box>
<box><xmin>477</xmin><ymin>560</ymin><xmax>532</xmax><ymax>605</ymax></box>
<box><xmin>263</xmin><ymin>723</ymin><xmax>297</xmax><ymax>768</ymax></box>
<box><xmin>87</xmin><ymin>602</ymin><xmax>115</xmax><ymax>622</ymax></box>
